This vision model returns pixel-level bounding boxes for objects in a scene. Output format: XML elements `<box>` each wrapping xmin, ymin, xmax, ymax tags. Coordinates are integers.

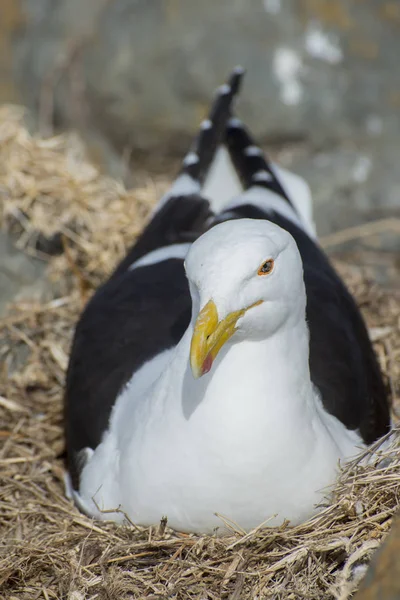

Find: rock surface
<box><xmin>0</xmin><ymin>0</ymin><xmax>399</xmax><ymax>237</ymax></box>
<box><xmin>0</xmin><ymin>232</ymin><xmax>52</xmax><ymax>317</ymax></box>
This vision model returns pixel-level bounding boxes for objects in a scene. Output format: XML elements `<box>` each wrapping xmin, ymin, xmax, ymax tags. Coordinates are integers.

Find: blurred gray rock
<box><xmin>0</xmin><ymin>232</ymin><xmax>52</xmax><ymax>317</ymax></box>
<box><xmin>11</xmin><ymin>1</ymin><xmax>400</xmax><ymax>143</ymax></box>
<box><xmin>1</xmin><ymin>0</ymin><xmax>400</xmax><ymax>235</ymax></box>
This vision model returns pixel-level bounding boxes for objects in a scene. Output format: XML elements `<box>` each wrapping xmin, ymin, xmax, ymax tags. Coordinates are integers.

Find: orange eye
<box><xmin>258</xmin><ymin>259</ymin><xmax>274</xmax><ymax>276</ymax></box>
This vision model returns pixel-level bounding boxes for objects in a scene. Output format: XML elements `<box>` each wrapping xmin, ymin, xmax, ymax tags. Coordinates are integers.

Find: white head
<box><xmin>185</xmin><ymin>219</ymin><xmax>306</xmax><ymax>377</ymax></box>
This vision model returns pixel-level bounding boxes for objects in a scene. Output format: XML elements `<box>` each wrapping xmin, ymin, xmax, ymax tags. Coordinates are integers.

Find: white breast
<box><xmin>77</xmin><ymin>321</ymin><xmax>363</xmax><ymax>534</ymax></box>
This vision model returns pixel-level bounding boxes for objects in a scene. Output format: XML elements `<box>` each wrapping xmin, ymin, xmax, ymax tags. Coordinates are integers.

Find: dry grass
<box><xmin>0</xmin><ymin>106</ymin><xmax>400</xmax><ymax>600</ymax></box>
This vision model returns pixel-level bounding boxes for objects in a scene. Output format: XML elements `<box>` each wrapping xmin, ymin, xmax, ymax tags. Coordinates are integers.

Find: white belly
<box><xmin>77</xmin><ymin>335</ymin><xmax>363</xmax><ymax>534</ymax></box>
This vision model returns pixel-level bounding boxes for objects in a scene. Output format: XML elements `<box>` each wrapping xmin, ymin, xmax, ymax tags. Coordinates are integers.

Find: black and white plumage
<box><xmin>64</xmin><ymin>68</ymin><xmax>390</xmax><ymax>534</ymax></box>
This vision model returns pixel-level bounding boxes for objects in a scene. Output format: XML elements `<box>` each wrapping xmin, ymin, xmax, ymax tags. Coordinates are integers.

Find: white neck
<box><xmin>174</xmin><ymin>315</ymin><xmax>317</xmax><ymax>449</ymax></box>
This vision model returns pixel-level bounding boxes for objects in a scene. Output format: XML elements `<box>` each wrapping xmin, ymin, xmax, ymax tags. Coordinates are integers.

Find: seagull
<box><xmin>64</xmin><ymin>68</ymin><xmax>390</xmax><ymax>534</ymax></box>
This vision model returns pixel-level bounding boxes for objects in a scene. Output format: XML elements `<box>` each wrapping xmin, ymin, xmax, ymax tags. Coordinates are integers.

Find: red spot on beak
<box><xmin>201</xmin><ymin>353</ymin><xmax>213</xmax><ymax>376</ymax></box>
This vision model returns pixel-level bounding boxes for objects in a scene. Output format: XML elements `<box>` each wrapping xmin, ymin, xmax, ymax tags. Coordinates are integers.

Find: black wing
<box><xmin>65</xmin><ymin>249</ymin><xmax>191</xmax><ymax>489</ymax></box>
<box><xmin>64</xmin><ymin>69</ymin><xmax>245</xmax><ymax>488</ymax></box>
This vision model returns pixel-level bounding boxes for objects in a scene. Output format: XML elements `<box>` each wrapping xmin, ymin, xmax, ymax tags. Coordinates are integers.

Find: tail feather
<box><xmin>222</xmin><ymin>117</ymin><xmax>316</xmax><ymax>238</ymax></box>
<box><xmin>152</xmin><ymin>68</ymin><xmax>316</xmax><ymax>238</ymax></box>
<box><xmin>154</xmin><ymin>67</ymin><xmax>245</xmax><ymax>214</ymax></box>
<box><xmin>225</xmin><ymin>117</ymin><xmax>293</xmax><ymax>206</ymax></box>
<box><xmin>180</xmin><ymin>67</ymin><xmax>245</xmax><ymax>185</ymax></box>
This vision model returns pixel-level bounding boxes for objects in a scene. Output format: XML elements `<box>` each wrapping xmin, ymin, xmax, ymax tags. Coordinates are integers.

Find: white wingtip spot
<box><xmin>252</xmin><ymin>170</ymin><xmax>273</xmax><ymax>183</ymax></box>
<box><xmin>228</xmin><ymin>117</ymin><xmax>243</xmax><ymax>128</ymax></box>
<box><xmin>232</xmin><ymin>65</ymin><xmax>245</xmax><ymax>76</ymax></box>
<box><xmin>201</xmin><ymin>119</ymin><xmax>212</xmax><ymax>130</ymax></box>
<box><xmin>244</xmin><ymin>145</ymin><xmax>263</xmax><ymax>157</ymax></box>
<box><xmin>218</xmin><ymin>83</ymin><xmax>231</xmax><ymax>95</ymax></box>
<box><xmin>183</xmin><ymin>152</ymin><xmax>199</xmax><ymax>167</ymax></box>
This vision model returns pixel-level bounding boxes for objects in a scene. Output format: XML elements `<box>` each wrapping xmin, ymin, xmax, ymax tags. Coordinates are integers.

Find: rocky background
<box><xmin>0</xmin><ymin>0</ymin><xmax>399</xmax><ymax>313</ymax></box>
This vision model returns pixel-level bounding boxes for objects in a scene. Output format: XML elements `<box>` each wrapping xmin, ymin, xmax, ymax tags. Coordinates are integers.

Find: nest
<box><xmin>0</xmin><ymin>106</ymin><xmax>400</xmax><ymax>600</ymax></box>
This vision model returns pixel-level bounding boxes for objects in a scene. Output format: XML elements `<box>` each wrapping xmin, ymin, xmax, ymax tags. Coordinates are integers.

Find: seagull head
<box><xmin>184</xmin><ymin>219</ymin><xmax>306</xmax><ymax>378</ymax></box>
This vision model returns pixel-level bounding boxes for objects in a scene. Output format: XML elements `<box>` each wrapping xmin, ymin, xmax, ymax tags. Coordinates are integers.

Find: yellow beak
<box><xmin>190</xmin><ymin>299</ymin><xmax>262</xmax><ymax>379</ymax></box>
